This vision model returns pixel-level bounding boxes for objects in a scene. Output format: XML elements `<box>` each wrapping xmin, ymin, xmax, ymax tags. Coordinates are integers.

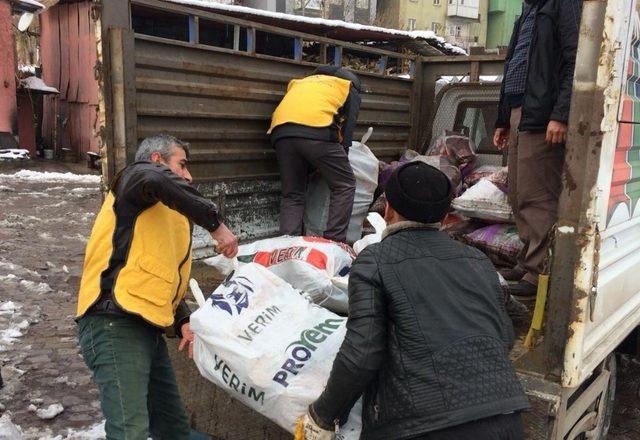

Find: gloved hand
<box><xmin>294</xmin><ymin>412</ymin><xmax>334</xmax><ymax>440</ymax></box>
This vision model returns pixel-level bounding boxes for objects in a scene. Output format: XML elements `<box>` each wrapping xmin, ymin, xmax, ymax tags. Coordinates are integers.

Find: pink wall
<box><xmin>0</xmin><ymin>1</ymin><xmax>17</xmax><ymax>133</ymax></box>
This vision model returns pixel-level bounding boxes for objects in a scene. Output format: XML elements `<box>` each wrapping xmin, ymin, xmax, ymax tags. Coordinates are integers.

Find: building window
<box><xmin>432</xmin><ymin>22</ymin><xmax>441</xmax><ymax>33</ymax></box>
<box><xmin>455</xmin><ymin>26</ymin><xmax>461</xmax><ymax>37</ymax></box>
<box><xmin>408</xmin><ymin>18</ymin><xmax>416</xmax><ymax>30</ymax></box>
<box><xmin>433</xmin><ymin>0</ymin><xmax>441</xmax><ymax>5</ymax></box>
<box><xmin>448</xmin><ymin>0</ymin><xmax>453</xmax><ymax>4</ymax></box>
<box><xmin>474</xmin><ymin>36</ymin><xmax>479</xmax><ymax>42</ymax></box>
<box><xmin>460</xmin><ymin>0</ymin><xmax>464</xmax><ymax>4</ymax></box>
<box><xmin>356</xmin><ymin>0</ymin><xmax>369</xmax><ymax>8</ymax></box>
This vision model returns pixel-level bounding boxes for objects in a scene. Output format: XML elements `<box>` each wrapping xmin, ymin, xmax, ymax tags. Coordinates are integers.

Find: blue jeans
<box><xmin>78</xmin><ymin>314</ymin><xmax>193</xmax><ymax>440</ymax></box>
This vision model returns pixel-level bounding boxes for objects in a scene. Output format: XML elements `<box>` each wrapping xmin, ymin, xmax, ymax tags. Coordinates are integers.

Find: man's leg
<box><xmin>504</xmin><ymin>108</ymin><xmax>528</xmax><ymax>281</ymax></box>
<box><xmin>78</xmin><ymin>315</ymin><xmax>155</xmax><ymax>440</ymax></box>
<box><xmin>147</xmin><ymin>335</ymin><xmax>190</xmax><ymax>440</ymax></box>
<box><xmin>274</xmin><ymin>138</ymin><xmax>310</xmax><ymax>236</ymax></box>
<box><xmin>298</xmin><ymin>140</ymin><xmax>355</xmax><ymax>243</ymax></box>
<box><xmin>515</xmin><ymin>132</ymin><xmax>564</xmax><ymax>284</ymax></box>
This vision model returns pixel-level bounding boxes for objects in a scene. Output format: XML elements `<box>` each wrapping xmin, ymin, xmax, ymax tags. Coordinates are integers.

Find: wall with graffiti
<box><xmin>609</xmin><ymin>4</ymin><xmax>640</xmax><ymax>227</ymax></box>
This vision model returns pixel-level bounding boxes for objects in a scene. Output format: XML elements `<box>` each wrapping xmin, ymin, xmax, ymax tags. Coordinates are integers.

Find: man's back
<box><xmin>349</xmin><ymin>225</ymin><xmax>528</xmax><ymax>439</ymax></box>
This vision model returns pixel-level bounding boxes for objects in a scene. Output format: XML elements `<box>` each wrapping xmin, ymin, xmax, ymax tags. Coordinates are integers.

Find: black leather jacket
<box><xmin>496</xmin><ymin>0</ymin><xmax>582</xmax><ymax>131</ymax></box>
<box><xmin>312</xmin><ymin>223</ymin><xmax>529</xmax><ymax>440</ymax></box>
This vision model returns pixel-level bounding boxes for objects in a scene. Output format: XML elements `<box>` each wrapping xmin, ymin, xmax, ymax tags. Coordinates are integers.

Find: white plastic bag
<box><xmin>451</xmin><ymin>179</ymin><xmax>514</xmax><ymax>223</ymax></box>
<box><xmin>304</xmin><ymin>128</ymin><xmax>379</xmax><ymax>244</ymax></box>
<box><xmin>353</xmin><ymin>213</ymin><xmax>387</xmax><ymax>255</ymax></box>
<box><xmin>203</xmin><ymin>236</ymin><xmax>355</xmax><ymax>314</ymax></box>
<box><xmin>190</xmin><ymin>264</ymin><xmax>361</xmax><ymax>439</ymax></box>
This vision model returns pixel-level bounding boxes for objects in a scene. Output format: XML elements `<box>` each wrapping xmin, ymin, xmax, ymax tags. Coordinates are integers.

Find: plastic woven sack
<box><xmin>462</xmin><ymin>224</ymin><xmax>524</xmax><ymax>266</ymax></box>
<box><xmin>463</xmin><ymin>165</ymin><xmax>503</xmax><ymax>188</ymax></box>
<box><xmin>204</xmin><ymin>236</ymin><xmax>355</xmax><ymax>314</ymax></box>
<box><xmin>430</xmin><ymin>130</ymin><xmax>477</xmax><ymax>166</ymax></box>
<box><xmin>304</xmin><ymin>128</ymin><xmax>379</xmax><ymax>244</ymax></box>
<box><xmin>190</xmin><ymin>264</ymin><xmax>361</xmax><ymax>440</ymax></box>
<box><xmin>452</xmin><ymin>179</ymin><xmax>514</xmax><ymax>222</ymax></box>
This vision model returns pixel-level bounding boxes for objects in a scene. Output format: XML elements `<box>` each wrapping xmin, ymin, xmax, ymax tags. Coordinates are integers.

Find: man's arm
<box><xmin>495</xmin><ymin>18</ymin><xmax>521</xmax><ymax>129</ymax></box>
<box><xmin>549</xmin><ymin>0</ymin><xmax>582</xmax><ymax>124</ymax></box>
<box><xmin>121</xmin><ymin>162</ymin><xmax>221</xmax><ymax>232</ymax></box>
<box><xmin>311</xmin><ymin>248</ymin><xmax>387</xmax><ymax>427</ymax></box>
<box><xmin>340</xmin><ymin>86</ymin><xmax>362</xmax><ymax>149</ymax></box>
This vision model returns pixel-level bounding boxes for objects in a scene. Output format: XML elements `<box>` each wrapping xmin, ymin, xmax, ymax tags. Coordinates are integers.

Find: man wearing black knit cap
<box><xmin>296</xmin><ymin>162</ymin><xmax>528</xmax><ymax>440</ymax></box>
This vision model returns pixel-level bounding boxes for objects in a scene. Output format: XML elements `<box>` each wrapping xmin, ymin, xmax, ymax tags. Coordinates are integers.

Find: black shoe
<box><xmin>509</xmin><ymin>280</ymin><xmax>537</xmax><ymax>298</ymax></box>
<box><xmin>506</xmin><ymin>295</ymin><xmax>529</xmax><ymax>323</ymax></box>
<box><xmin>500</xmin><ymin>266</ymin><xmax>527</xmax><ymax>282</ymax></box>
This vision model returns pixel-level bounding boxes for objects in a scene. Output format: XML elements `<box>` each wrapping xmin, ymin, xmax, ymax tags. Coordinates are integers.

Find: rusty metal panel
<box><xmin>132</xmin><ymin>35</ymin><xmax>412</xmax><ymax>240</ymax></box>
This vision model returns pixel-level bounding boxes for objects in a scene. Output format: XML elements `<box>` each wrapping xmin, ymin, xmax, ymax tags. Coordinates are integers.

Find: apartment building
<box><xmin>242</xmin><ymin>0</ymin><xmax>378</xmax><ymax>24</ymax></box>
<box><xmin>444</xmin><ymin>0</ymin><xmax>488</xmax><ymax>49</ymax></box>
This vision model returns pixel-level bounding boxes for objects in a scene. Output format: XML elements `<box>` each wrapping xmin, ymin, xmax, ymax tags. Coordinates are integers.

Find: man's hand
<box><xmin>294</xmin><ymin>413</ymin><xmax>334</xmax><ymax>440</ymax></box>
<box><xmin>493</xmin><ymin>128</ymin><xmax>510</xmax><ymax>151</ymax></box>
<box><xmin>178</xmin><ymin>323</ymin><xmax>194</xmax><ymax>359</ymax></box>
<box><xmin>546</xmin><ymin>120</ymin><xmax>568</xmax><ymax>145</ymax></box>
<box><xmin>211</xmin><ymin>223</ymin><xmax>238</xmax><ymax>258</ymax></box>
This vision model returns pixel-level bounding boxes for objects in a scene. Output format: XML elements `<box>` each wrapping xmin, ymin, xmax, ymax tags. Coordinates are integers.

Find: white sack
<box><xmin>190</xmin><ymin>264</ymin><xmax>361</xmax><ymax>439</ymax></box>
<box><xmin>353</xmin><ymin>213</ymin><xmax>387</xmax><ymax>255</ymax></box>
<box><xmin>451</xmin><ymin>179</ymin><xmax>514</xmax><ymax>223</ymax></box>
<box><xmin>204</xmin><ymin>236</ymin><xmax>355</xmax><ymax>314</ymax></box>
<box><xmin>304</xmin><ymin>128</ymin><xmax>379</xmax><ymax>244</ymax></box>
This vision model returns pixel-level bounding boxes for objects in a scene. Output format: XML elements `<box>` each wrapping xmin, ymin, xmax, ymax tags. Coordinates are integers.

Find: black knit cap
<box><xmin>385</xmin><ymin>161</ymin><xmax>453</xmax><ymax>223</ymax></box>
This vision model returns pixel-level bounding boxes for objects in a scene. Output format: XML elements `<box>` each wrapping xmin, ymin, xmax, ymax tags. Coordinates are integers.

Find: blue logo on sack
<box><xmin>210</xmin><ymin>272</ymin><xmax>253</xmax><ymax>316</ymax></box>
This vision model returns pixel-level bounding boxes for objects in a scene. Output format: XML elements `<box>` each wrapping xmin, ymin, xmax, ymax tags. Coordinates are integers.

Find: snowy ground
<box><xmin>0</xmin><ymin>159</ymin><xmax>639</xmax><ymax>439</ymax></box>
<box><xmin>0</xmin><ymin>160</ymin><xmax>104</xmax><ymax>439</ymax></box>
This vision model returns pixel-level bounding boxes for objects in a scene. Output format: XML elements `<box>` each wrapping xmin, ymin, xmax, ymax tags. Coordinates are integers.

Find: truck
<box><xmin>90</xmin><ymin>0</ymin><xmax>639</xmax><ymax>438</ymax></box>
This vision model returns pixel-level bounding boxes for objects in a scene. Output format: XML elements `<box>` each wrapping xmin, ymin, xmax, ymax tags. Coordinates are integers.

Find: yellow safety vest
<box><xmin>268</xmin><ymin>75</ymin><xmax>352</xmax><ymax>133</ymax></box>
<box><xmin>76</xmin><ymin>192</ymin><xmax>192</xmax><ymax>327</ymax></box>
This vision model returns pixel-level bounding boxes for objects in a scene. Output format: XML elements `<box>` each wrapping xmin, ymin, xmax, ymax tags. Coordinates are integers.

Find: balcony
<box><xmin>447</xmin><ymin>0</ymin><xmax>479</xmax><ymax>19</ymax></box>
<box><xmin>488</xmin><ymin>0</ymin><xmax>505</xmax><ymax>13</ymax></box>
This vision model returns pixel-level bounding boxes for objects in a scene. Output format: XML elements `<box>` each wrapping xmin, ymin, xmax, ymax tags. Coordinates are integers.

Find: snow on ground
<box><xmin>0</xmin><ymin>414</ymin><xmax>107</xmax><ymax>440</ymax></box>
<box><xmin>0</xmin><ymin>170</ymin><xmax>100</xmax><ymax>184</ymax></box>
<box><xmin>0</xmin><ymin>149</ymin><xmax>30</xmax><ymax>161</ymax></box>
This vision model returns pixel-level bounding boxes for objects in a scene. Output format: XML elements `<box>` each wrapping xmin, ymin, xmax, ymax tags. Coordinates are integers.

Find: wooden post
<box><xmin>470</xmin><ymin>61</ymin><xmax>480</xmax><ymax>82</ymax></box>
<box><xmin>319</xmin><ymin>43</ymin><xmax>327</xmax><ymax>64</ymax></box>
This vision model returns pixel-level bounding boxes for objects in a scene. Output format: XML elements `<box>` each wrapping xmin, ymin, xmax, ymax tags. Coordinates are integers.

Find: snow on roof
<box><xmin>0</xmin><ymin>170</ymin><xmax>100</xmax><ymax>184</ymax></box>
<box><xmin>18</xmin><ymin>65</ymin><xmax>37</xmax><ymax>74</ymax></box>
<box><xmin>163</xmin><ymin>0</ymin><xmax>467</xmax><ymax>55</ymax></box>
<box><xmin>19</xmin><ymin>76</ymin><xmax>59</xmax><ymax>94</ymax></box>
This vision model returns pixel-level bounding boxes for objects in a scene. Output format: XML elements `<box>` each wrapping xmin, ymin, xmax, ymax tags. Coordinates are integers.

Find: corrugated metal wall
<box><xmin>133</xmin><ymin>34</ymin><xmax>414</xmax><ymax>240</ymax></box>
<box><xmin>40</xmin><ymin>1</ymin><xmax>100</xmax><ymax>159</ymax></box>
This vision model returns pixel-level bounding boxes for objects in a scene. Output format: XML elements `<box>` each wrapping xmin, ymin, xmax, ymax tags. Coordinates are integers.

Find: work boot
<box><xmin>506</xmin><ymin>295</ymin><xmax>529</xmax><ymax>324</ymax></box>
<box><xmin>509</xmin><ymin>280</ymin><xmax>537</xmax><ymax>299</ymax></box>
<box><xmin>499</xmin><ymin>266</ymin><xmax>526</xmax><ymax>282</ymax></box>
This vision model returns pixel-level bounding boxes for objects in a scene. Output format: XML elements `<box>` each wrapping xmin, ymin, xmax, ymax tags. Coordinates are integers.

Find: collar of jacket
<box><xmin>381</xmin><ymin>220</ymin><xmax>441</xmax><ymax>240</ymax></box>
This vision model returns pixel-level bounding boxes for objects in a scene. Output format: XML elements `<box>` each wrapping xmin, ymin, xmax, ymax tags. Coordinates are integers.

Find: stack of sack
<box><xmin>369</xmin><ymin>131</ymin><xmax>523</xmax><ymax>269</ymax></box>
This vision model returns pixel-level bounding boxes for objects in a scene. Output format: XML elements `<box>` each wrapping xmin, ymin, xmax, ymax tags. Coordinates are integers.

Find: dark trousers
<box><xmin>409</xmin><ymin>412</ymin><xmax>524</xmax><ymax>440</ymax></box>
<box><xmin>508</xmin><ymin>108</ymin><xmax>565</xmax><ymax>284</ymax></box>
<box><xmin>78</xmin><ymin>314</ymin><xmax>191</xmax><ymax>440</ymax></box>
<box><xmin>274</xmin><ymin>138</ymin><xmax>355</xmax><ymax>243</ymax></box>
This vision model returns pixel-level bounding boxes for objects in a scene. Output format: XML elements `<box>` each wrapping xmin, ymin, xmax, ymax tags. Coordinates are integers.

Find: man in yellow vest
<box><xmin>268</xmin><ymin>66</ymin><xmax>361</xmax><ymax>243</ymax></box>
<box><xmin>76</xmin><ymin>134</ymin><xmax>237</xmax><ymax>439</ymax></box>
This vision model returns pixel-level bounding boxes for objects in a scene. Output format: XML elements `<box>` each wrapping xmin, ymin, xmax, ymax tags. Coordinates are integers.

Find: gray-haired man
<box><xmin>76</xmin><ymin>134</ymin><xmax>237</xmax><ymax>439</ymax></box>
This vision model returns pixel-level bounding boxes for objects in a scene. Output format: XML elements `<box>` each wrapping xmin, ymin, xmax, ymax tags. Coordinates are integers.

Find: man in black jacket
<box><xmin>269</xmin><ymin>66</ymin><xmax>361</xmax><ymax>243</ymax></box>
<box><xmin>493</xmin><ymin>0</ymin><xmax>582</xmax><ymax>296</ymax></box>
<box><xmin>77</xmin><ymin>134</ymin><xmax>237</xmax><ymax>439</ymax></box>
<box><xmin>296</xmin><ymin>162</ymin><xmax>529</xmax><ymax>440</ymax></box>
